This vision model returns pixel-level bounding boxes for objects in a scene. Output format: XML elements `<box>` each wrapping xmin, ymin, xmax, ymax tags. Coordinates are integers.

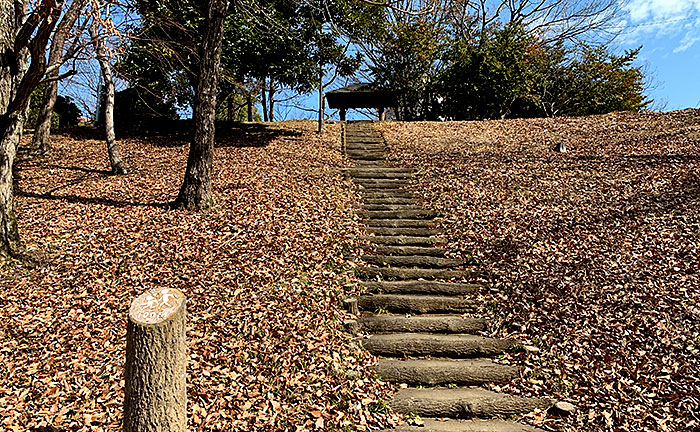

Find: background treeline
<box><xmin>370</xmin><ymin>12</ymin><xmax>648</xmax><ymax>121</ymax></box>
<box><xmin>115</xmin><ymin>0</ymin><xmax>380</xmax><ymax>127</ymax></box>
<box><xmin>116</xmin><ymin>0</ymin><xmax>649</xmax><ymax>124</ymax></box>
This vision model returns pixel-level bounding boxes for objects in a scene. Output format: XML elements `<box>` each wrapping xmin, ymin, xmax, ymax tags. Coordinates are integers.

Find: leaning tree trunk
<box><xmin>31</xmin><ymin>81</ymin><xmax>58</xmax><ymax>153</ymax></box>
<box><xmin>31</xmin><ymin>0</ymin><xmax>85</xmax><ymax>153</ymax></box>
<box><xmin>90</xmin><ymin>21</ymin><xmax>127</xmax><ymax>175</ymax></box>
<box><xmin>0</xmin><ymin>0</ymin><xmax>62</xmax><ymax>257</ymax></box>
<box><xmin>246</xmin><ymin>93</ymin><xmax>253</xmax><ymax>122</ymax></box>
<box><xmin>174</xmin><ymin>0</ymin><xmax>229</xmax><ymax>209</ymax></box>
<box><xmin>0</xmin><ymin>113</ymin><xmax>24</xmax><ymax>257</ymax></box>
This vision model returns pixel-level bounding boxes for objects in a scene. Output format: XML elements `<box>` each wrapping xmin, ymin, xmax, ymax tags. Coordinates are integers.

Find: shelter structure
<box><xmin>325</xmin><ymin>83</ymin><xmax>396</xmax><ymax>121</ymax></box>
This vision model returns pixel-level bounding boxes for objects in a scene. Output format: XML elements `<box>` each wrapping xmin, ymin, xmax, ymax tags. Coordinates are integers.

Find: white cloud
<box><xmin>673</xmin><ymin>33</ymin><xmax>700</xmax><ymax>53</ymax></box>
<box><xmin>624</xmin><ymin>0</ymin><xmax>693</xmax><ymax>22</ymax></box>
<box><xmin>620</xmin><ymin>0</ymin><xmax>700</xmax><ymax>52</ymax></box>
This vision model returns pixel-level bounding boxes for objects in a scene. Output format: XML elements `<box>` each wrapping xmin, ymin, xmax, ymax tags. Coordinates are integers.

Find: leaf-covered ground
<box><xmin>0</xmin><ymin>121</ymin><xmax>396</xmax><ymax>431</ymax></box>
<box><xmin>376</xmin><ymin>110</ymin><xmax>700</xmax><ymax>432</ymax></box>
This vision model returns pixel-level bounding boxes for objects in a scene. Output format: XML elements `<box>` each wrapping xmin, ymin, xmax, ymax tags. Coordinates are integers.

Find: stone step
<box><xmin>346</xmin><ymin>145</ymin><xmax>386</xmax><ymax>152</ymax></box>
<box><xmin>354</xmin><ymin>179</ymin><xmax>410</xmax><ymax>188</ymax></box>
<box><xmin>376</xmin><ymin>359</ymin><xmax>521</xmax><ymax>386</ymax></box>
<box><xmin>361</xmin><ymin>236</ymin><xmax>446</xmax><ymax>246</ymax></box>
<box><xmin>366</xmin><ymin>227</ymin><xmax>440</xmax><ymax>236</ymax></box>
<box><xmin>386</xmin><ymin>419</ymin><xmax>541</xmax><ymax>432</ymax></box>
<box><xmin>356</xmin><ymin>266</ymin><xmax>477</xmax><ymax>281</ymax></box>
<box><xmin>391</xmin><ymin>388</ymin><xmax>554</xmax><ymax>419</ymax></box>
<box><xmin>363</xmin><ymin>334</ymin><xmax>516</xmax><ymax>358</ymax></box>
<box><xmin>345</xmin><ymin>137</ymin><xmax>383</xmax><ymax>141</ymax></box>
<box><xmin>363</xmin><ymin>209</ymin><xmax>436</xmax><ymax>219</ymax></box>
<box><xmin>348</xmin><ymin>170</ymin><xmax>413</xmax><ymax>179</ymax></box>
<box><xmin>360</xmin><ymin>188</ymin><xmax>410</xmax><ymax>195</ymax></box>
<box><xmin>364</xmin><ymin>219</ymin><xmax>433</xmax><ymax>228</ymax></box>
<box><xmin>361</xmin><ymin>280</ymin><xmax>483</xmax><ymax>295</ymax></box>
<box><xmin>357</xmin><ymin>294</ymin><xmax>478</xmax><ymax>314</ymax></box>
<box><xmin>349</xmin><ymin>154</ymin><xmax>385</xmax><ymax>161</ymax></box>
<box><xmin>355</xmin><ymin>315</ymin><xmax>486</xmax><ymax>334</ymax></box>
<box><xmin>363</xmin><ymin>205</ymin><xmax>422</xmax><ymax>212</ymax></box>
<box><xmin>363</xmin><ymin>197</ymin><xmax>416</xmax><ymax>205</ymax></box>
<box><xmin>347</xmin><ymin>147</ymin><xmax>385</xmax><ymax>152</ymax></box>
<box><xmin>347</xmin><ymin>149</ymin><xmax>386</xmax><ymax>156</ymax></box>
<box><xmin>353</xmin><ymin>161</ymin><xmax>385</xmax><ymax>167</ymax></box>
<box><xmin>346</xmin><ymin>137</ymin><xmax>383</xmax><ymax>142</ymax></box>
<box><xmin>345</xmin><ymin>135</ymin><xmax>382</xmax><ymax>140</ymax></box>
<box><xmin>361</xmin><ymin>255</ymin><xmax>463</xmax><ymax>268</ymax></box>
<box><xmin>362</xmin><ymin>191</ymin><xmax>414</xmax><ymax>199</ymax></box>
<box><xmin>370</xmin><ymin>246</ymin><xmax>448</xmax><ymax>257</ymax></box>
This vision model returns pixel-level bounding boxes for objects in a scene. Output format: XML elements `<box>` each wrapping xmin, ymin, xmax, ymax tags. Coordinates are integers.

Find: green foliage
<box><xmin>437</xmin><ymin>25</ymin><xmax>650</xmax><ymax>120</ymax></box>
<box><xmin>28</xmin><ymin>84</ymin><xmax>81</xmax><ymax>129</ymax></box>
<box><xmin>54</xmin><ymin>95</ymin><xmax>81</xmax><ymax>128</ymax></box>
<box><xmin>371</xmin><ymin>18</ymin><xmax>444</xmax><ymax>121</ymax></box>
<box><xmin>119</xmin><ymin>1</ymin><xmax>379</xmax><ymax>117</ymax></box>
<box><xmin>98</xmin><ymin>87</ymin><xmax>179</xmax><ymax>132</ymax></box>
<box><xmin>372</xmin><ymin>19</ymin><xmax>649</xmax><ymax>121</ymax></box>
<box><xmin>216</xmin><ymin>89</ymin><xmax>262</xmax><ymax>122</ymax></box>
<box><xmin>556</xmin><ymin>46</ymin><xmax>649</xmax><ymax>116</ymax></box>
<box><xmin>439</xmin><ymin>24</ymin><xmax>538</xmax><ymax>120</ymax></box>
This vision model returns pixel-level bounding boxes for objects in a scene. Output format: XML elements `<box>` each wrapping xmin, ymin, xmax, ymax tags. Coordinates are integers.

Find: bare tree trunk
<box><xmin>32</xmin><ymin>81</ymin><xmax>58</xmax><ymax>153</ymax></box>
<box><xmin>268</xmin><ymin>80</ymin><xmax>275</xmax><ymax>123</ymax></box>
<box><xmin>174</xmin><ymin>0</ymin><xmax>229</xmax><ymax>209</ymax></box>
<box><xmin>227</xmin><ymin>94</ymin><xmax>234</xmax><ymax>122</ymax></box>
<box><xmin>246</xmin><ymin>93</ymin><xmax>253</xmax><ymax>122</ymax></box>
<box><xmin>90</xmin><ymin>20</ymin><xmax>127</xmax><ymax>175</ymax></box>
<box><xmin>124</xmin><ymin>288</ymin><xmax>187</xmax><ymax>432</ymax></box>
<box><xmin>261</xmin><ymin>80</ymin><xmax>268</xmax><ymax>122</ymax></box>
<box><xmin>0</xmin><ymin>113</ymin><xmax>24</xmax><ymax>257</ymax></box>
<box><xmin>318</xmin><ymin>66</ymin><xmax>324</xmax><ymax>134</ymax></box>
<box><xmin>0</xmin><ymin>1</ymin><xmax>22</xmax><ymax>258</ymax></box>
<box><xmin>0</xmin><ymin>0</ymin><xmax>63</xmax><ymax>257</ymax></box>
<box><xmin>31</xmin><ymin>0</ymin><xmax>85</xmax><ymax>153</ymax></box>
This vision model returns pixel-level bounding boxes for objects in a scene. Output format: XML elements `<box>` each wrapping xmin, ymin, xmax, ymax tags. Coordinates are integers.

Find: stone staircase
<box><xmin>342</xmin><ymin>122</ymin><xmax>554</xmax><ymax>432</ymax></box>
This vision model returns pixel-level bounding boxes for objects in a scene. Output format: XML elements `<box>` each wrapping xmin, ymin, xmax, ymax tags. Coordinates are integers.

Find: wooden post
<box><xmin>340</xmin><ymin>108</ymin><xmax>346</xmax><ymax>122</ymax></box>
<box><xmin>378</xmin><ymin>107</ymin><xmax>386</xmax><ymax>121</ymax></box>
<box><xmin>123</xmin><ymin>288</ymin><xmax>187</xmax><ymax>432</ymax></box>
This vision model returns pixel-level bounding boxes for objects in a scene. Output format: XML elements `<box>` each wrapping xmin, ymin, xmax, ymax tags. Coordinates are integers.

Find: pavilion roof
<box><xmin>325</xmin><ymin>83</ymin><xmax>396</xmax><ymax>109</ymax></box>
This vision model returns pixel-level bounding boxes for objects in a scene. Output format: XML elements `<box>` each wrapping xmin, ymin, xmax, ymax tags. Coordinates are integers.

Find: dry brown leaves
<box><xmin>0</xmin><ymin>121</ymin><xmax>395</xmax><ymax>431</ymax></box>
<box><xmin>376</xmin><ymin>110</ymin><xmax>700</xmax><ymax>432</ymax></box>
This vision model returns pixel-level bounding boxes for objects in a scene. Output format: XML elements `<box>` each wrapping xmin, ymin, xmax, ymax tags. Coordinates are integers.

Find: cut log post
<box><xmin>123</xmin><ymin>288</ymin><xmax>187</xmax><ymax>432</ymax></box>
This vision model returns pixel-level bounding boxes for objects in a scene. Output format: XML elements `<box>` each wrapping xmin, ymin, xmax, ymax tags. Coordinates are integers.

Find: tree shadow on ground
<box><xmin>576</xmin><ymin>154</ymin><xmax>700</xmax><ymax>164</ymax></box>
<box><xmin>16</xmin><ymin>188</ymin><xmax>168</xmax><ymax>209</ymax></box>
<box><xmin>40</xmin><ymin>164</ymin><xmax>113</xmax><ymax>175</ymax></box>
<box><xmin>28</xmin><ymin>427</ymin><xmax>66</xmax><ymax>432</ymax></box>
<box><xmin>58</xmin><ymin>120</ymin><xmax>302</xmax><ymax>149</ymax></box>
<box><xmin>214</xmin><ymin>121</ymin><xmax>302</xmax><ymax>148</ymax></box>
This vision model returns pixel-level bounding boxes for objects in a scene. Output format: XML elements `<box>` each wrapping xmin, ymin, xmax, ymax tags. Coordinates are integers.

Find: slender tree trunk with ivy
<box><xmin>90</xmin><ymin>20</ymin><xmax>128</xmax><ymax>175</ymax></box>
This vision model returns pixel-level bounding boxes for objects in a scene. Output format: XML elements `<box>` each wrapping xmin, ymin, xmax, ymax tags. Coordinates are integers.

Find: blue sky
<box><xmin>616</xmin><ymin>0</ymin><xmax>700</xmax><ymax>111</ymax></box>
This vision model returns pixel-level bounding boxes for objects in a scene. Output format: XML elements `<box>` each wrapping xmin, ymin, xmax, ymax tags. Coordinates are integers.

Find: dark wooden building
<box><xmin>325</xmin><ymin>83</ymin><xmax>396</xmax><ymax>121</ymax></box>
